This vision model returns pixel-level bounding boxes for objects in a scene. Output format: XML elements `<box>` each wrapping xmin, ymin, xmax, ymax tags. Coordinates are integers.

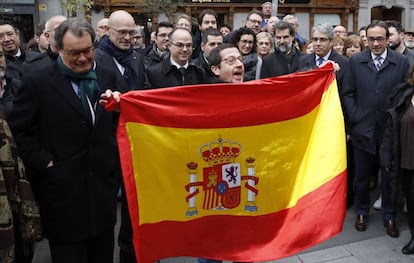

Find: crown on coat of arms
<box><xmin>199</xmin><ymin>137</ymin><xmax>242</xmax><ymax>165</ymax></box>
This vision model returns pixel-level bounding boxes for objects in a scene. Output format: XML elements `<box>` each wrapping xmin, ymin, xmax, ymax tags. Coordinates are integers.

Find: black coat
<box><xmin>342</xmin><ymin>48</ymin><xmax>410</xmax><ymax>154</ymax></box>
<box><xmin>379</xmin><ymin>83</ymin><xmax>413</xmax><ymax>208</ymax></box>
<box><xmin>94</xmin><ymin>48</ymin><xmax>147</xmax><ymax>91</ymax></box>
<box><xmin>0</xmin><ymin>76</ymin><xmax>20</xmax><ymax>118</ymax></box>
<box><xmin>5</xmin><ymin>49</ymin><xmax>38</xmax><ymax>80</ymax></box>
<box><xmin>299</xmin><ymin>51</ymin><xmax>350</xmax><ymax>130</ymax></box>
<box><xmin>8</xmin><ymin>60</ymin><xmax>119</xmax><ymax>242</ymax></box>
<box><xmin>260</xmin><ymin>47</ymin><xmax>303</xmax><ymax>78</ymax></box>
<box><xmin>145</xmin><ymin>55</ymin><xmax>209</xmax><ymax>89</ymax></box>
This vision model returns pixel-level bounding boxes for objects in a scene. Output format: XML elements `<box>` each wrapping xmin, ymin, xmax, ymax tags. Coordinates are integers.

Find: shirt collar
<box><xmin>170</xmin><ymin>56</ymin><xmax>188</xmax><ymax>69</ymax></box>
<box><xmin>371</xmin><ymin>49</ymin><xmax>387</xmax><ymax>60</ymax></box>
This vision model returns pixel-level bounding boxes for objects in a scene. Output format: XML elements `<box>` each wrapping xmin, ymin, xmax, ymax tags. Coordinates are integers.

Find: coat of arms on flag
<box><xmin>185</xmin><ymin>137</ymin><xmax>259</xmax><ymax>216</ymax></box>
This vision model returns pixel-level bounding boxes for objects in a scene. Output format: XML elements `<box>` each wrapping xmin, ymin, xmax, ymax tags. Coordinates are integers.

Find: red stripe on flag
<box><xmin>133</xmin><ymin>170</ymin><xmax>346</xmax><ymax>263</ymax></box>
<box><xmin>118</xmin><ymin>65</ymin><xmax>335</xmax><ymax>128</ymax></box>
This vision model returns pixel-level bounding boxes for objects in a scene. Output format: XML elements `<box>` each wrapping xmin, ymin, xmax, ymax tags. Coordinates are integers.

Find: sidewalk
<box><xmin>32</xmin><ymin>202</ymin><xmax>414</xmax><ymax>263</ymax></box>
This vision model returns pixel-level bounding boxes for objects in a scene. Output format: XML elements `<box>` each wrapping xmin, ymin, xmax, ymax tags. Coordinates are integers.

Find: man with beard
<box><xmin>404</xmin><ymin>28</ymin><xmax>414</xmax><ymax>51</ymax></box>
<box><xmin>386</xmin><ymin>20</ymin><xmax>414</xmax><ymax>65</ymax></box>
<box><xmin>192</xmin><ymin>9</ymin><xmax>218</xmax><ymax>59</ymax></box>
<box><xmin>260</xmin><ymin>21</ymin><xmax>303</xmax><ymax>78</ymax></box>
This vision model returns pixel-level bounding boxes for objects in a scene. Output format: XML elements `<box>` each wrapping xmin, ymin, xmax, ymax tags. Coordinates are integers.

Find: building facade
<box><xmin>3</xmin><ymin>0</ymin><xmax>414</xmax><ymax>45</ymax></box>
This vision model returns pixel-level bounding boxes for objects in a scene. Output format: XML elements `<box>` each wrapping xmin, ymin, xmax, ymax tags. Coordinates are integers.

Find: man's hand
<box><xmin>99</xmin><ymin>89</ymin><xmax>121</xmax><ymax>105</ymax></box>
<box><xmin>322</xmin><ymin>60</ymin><xmax>341</xmax><ymax>72</ymax></box>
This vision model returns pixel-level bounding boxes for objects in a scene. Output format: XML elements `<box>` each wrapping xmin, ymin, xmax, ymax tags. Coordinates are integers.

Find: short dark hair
<box><xmin>219</xmin><ymin>24</ymin><xmax>232</xmax><ymax>32</ymax></box>
<box><xmin>385</xmin><ymin>20</ymin><xmax>404</xmax><ymax>34</ymax></box>
<box><xmin>54</xmin><ymin>18</ymin><xmax>95</xmax><ymax>50</ymax></box>
<box><xmin>0</xmin><ymin>20</ymin><xmax>18</xmax><ymax>33</ymax></box>
<box><xmin>208</xmin><ymin>43</ymin><xmax>238</xmax><ymax>68</ymax></box>
<box><xmin>367</xmin><ymin>20</ymin><xmax>390</xmax><ymax>38</ymax></box>
<box><xmin>246</xmin><ymin>10</ymin><xmax>264</xmax><ymax>21</ymax></box>
<box><xmin>274</xmin><ymin>21</ymin><xmax>295</xmax><ymax>36</ymax></box>
<box><xmin>201</xmin><ymin>29</ymin><xmax>222</xmax><ymax>44</ymax></box>
<box><xmin>156</xmin><ymin>21</ymin><xmax>174</xmax><ymax>36</ymax></box>
<box><xmin>168</xmin><ymin>27</ymin><xmax>192</xmax><ymax>43</ymax></box>
<box><xmin>230</xmin><ymin>27</ymin><xmax>256</xmax><ymax>53</ymax></box>
<box><xmin>198</xmin><ymin>9</ymin><xmax>218</xmax><ymax>26</ymax></box>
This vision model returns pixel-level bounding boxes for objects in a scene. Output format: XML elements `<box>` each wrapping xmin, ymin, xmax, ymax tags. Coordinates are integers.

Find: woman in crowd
<box><xmin>359</xmin><ymin>26</ymin><xmax>369</xmax><ymax>48</ymax></box>
<box><xmin>230</xmin><ymin>27</ymin><xmax>257</xmax><ymax>81</ymax></box>
<box><xmin>343</xmin><ymin>34</ymin><xmax>365</xmax><ymax>58</ymax></box>
<box><xmin>380</xmin><ymin>64</ymin><xmax>414</xmax><ymax>255</ymax></box>
<box><xmin>302</xmin><ymin>40</ymin><xmax>314</xmax><ymax>54</ymax></box>
<box><xmin>255</xmin><ymin>31</ymin><xmax>274</xmax><ymax>58</ymax></box>
<box><xmin>332</xmin><ymin>36</ymin><xmax>345</xmax><ymax>55</ymax></box>
<box><xmin>255</xmin><ymin>31</ymin><xmax>274</xmax><ymax>79</ymax></box>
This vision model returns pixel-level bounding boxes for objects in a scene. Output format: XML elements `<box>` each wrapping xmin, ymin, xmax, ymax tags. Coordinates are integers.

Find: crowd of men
<box><xmin>2</xmin><ymin>1</ymin><xmax>414</xmax><ymax>262</ymax></box>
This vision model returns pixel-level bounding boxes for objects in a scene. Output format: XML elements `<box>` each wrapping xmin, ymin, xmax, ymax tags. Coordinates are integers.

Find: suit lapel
<box><xmin>50</xmin><ymin>66</ymin><xmax>94</xmax><ymax>122</ymax></box>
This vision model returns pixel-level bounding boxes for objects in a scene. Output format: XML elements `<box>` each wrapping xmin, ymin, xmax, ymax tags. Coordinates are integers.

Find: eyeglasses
<box><xmin>312</xmin><ymin>37</ymin><xmax>330</xmax><ymax>43</ymax></box>
<box><xmin>63</xmin><ymin>46</ymin><xmax>94</xmax><ymax>59</ymax></box>
<box><xmin>170</xmin><ymin>42</ymin><xmax>192</xmax><ymax>49</ymax></box>
<box><xmin>248</xmin><ymin>19</ymin><xmax>262</xmax><ymax>25</ymax></box>
<box><xmin>222</xmin><ymin>56</ymin><xmax>243</xmax><ymax>65</ymax></box>
<box><xmin>109</xmin><ymin>26</ymin><xmax>136</xmax><ymax>37</ymax></box>
<box><xmin>258</xmin><ymin>41</ymin><xmax>270</xmax><ymax>46</ymax></box>
<box><xmin>240</xmin><ymin>39</ymin><xmax>254</xmax><ymax>46</ymax></box>
<box><xmin>367</xmin><ymin>37</ymin><xmax>386</xmax><ymax>43</ymax></box>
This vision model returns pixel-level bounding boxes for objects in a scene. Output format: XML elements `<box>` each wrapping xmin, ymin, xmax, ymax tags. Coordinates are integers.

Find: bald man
<box><xmin>94</xmin><ymin>10</ymin><xmax>146</xmax><ymax>263</ymax></box>
<box><xmin>95</xmin><ymin>17</ymin><xmax>109</xmax><ymax>46</ymax></box>
<box><xmin>20</xmin><ymin>15</ymin><xmax>67</xmax><ymax>76</ymax></box>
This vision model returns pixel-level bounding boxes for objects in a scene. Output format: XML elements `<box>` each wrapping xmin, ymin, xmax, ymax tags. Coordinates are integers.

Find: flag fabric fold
<box><xmin>113</xmin><ymin>63</ymin><xmax>347</xmax><ymax>263</ymax></box>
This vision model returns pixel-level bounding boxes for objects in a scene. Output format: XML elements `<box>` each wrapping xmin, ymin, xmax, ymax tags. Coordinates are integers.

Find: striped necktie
<box><xmin>374</xmin><ymin>56</ymin><xmax>383</xmax><ymax>71</ymax></box>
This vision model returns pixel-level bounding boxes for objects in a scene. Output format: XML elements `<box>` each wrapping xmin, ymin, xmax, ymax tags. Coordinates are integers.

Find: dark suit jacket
<box><xmin>145</xmin><ymin>55</ymin><xmax>209</xmax><ymax>89</ymax></box>
<box><xmin>342</xmin><ymin>48</ymin><xmax>410</xmax><ymax>154</ymax></box>
<box><xmin>8</xmin><ymin>60</ymin><xmax>119</xmax><ymax>242</ymax></box>
<box><xmin>6</xmin><ymin>49</ymin><xmax>38</xmax><ymax>80</ymax></box>
<box><xmin>94</xmin><ymin>48</ymin><xmax>146</xmax><ymax>91</ymax></box>
<box><xmin>298</xmin><ymin>50</ymin><xmax>349</xmax><ymax>91</ymax></box>
<box><xmin>298</xmin><ymin>51</ymin><xmax>350</xmax><ymax>130</ymax></box>
<box><xmin>260</xmin><ymin>47</ymin><xmax>303</xmax><ymax>78</ymax></box>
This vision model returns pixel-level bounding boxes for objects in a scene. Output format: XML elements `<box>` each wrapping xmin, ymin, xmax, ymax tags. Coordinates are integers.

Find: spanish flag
<box><xmin>111</xmin><ymin>63</ymin><xmax>347</xmax><ymax>263</ymax></box>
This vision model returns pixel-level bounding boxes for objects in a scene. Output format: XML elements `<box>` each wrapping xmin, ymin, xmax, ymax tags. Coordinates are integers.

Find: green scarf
<box><xmin>57</xmin><ymin>57</ymin><xmax>101</xmax><ymax>115</ymax></box>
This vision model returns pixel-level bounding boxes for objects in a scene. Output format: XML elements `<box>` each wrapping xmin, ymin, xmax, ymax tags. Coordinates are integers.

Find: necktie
<box><xmin>317</xmin><ymin>57</ymin><xmax>325</xmax><ymax>67</ymax></box>
<box><xmin>178</xmin><ymin>67</ymin><xmax>186</xmax><ymax>75</ymax></box>
<box><xmin>375</xmin><ymin>56</ymin><xmax>383</xmax><ymax>71</ymax></box>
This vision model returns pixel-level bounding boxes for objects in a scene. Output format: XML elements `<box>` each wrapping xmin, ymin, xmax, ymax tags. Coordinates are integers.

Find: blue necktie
<box><xmin>317</xmin><ymin>57</ymin><xmax>325</xmax><ymax>67</ymax></box>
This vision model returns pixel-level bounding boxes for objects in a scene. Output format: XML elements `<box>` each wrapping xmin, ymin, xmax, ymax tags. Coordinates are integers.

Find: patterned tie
<box><xmin>375</xmin><ymin>56</ymin><xmax>383</xmax><ymax>71</ymax></box>
<box><xmin>317</xmin><ymin>57</ymin><xmax>325</xmax><ymax>67</ymax></box>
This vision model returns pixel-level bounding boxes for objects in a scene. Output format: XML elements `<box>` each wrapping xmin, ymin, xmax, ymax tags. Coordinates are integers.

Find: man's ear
<box><xmin>210</xmin><ymin>65</ymin><xmax>220</xmax><ymax>77</ymax></box>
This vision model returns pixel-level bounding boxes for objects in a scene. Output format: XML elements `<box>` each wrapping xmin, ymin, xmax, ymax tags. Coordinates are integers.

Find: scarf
<box><xmin>98</xmin><ymin>35</ymin><xmax>138</xmax><ymax>89</ymax></box>
<box><xmin>57</xmin><ymin>57</ymin><xmax>100</xmax><ymax>118</ymax></box>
